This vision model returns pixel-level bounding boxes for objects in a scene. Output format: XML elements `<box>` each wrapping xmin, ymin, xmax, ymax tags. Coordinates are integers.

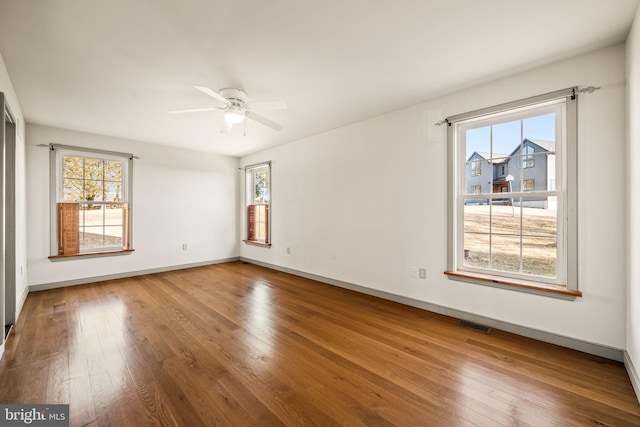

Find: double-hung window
<box><xmin>244</xmin><ymin>162</ymin><xmax>271</xmax><ymax>246</ymax></box>
<box><xmin>445</xmin><ymin>88</ymin><xmax>579</xmax><ymax>297</ymax></box>
<box><xmin>50</xmin><ymin>145</ymin><xmax>133</xmax><ymax>257</ymax></box>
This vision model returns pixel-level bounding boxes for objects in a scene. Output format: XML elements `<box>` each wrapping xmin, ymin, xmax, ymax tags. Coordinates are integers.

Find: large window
<box><xmin>50</xmin><ymin>145</ymin><xmax>133</xmax><ymax>257</ymax></box>
<box><xmin>244</xmin><ymin>162</ymin><xmax>271</xmax><ymax>246</ymax></box>
<box><xmin>446</xmin><ymin>88</ymin><xmax>579</xmax><ymax>296</ymax></box>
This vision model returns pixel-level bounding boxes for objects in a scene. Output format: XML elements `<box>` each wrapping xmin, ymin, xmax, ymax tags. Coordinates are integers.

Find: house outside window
<box><xmin>244</xmin><ymin>162</ymin><xmax>271</xmax><ymax>246</ymax></box>
<box><xmin>446</xmin><ymin>88</ymin><xmax>579</xmax><ymax>296</ymax></box>
<box><xmin>50</xmin><ymin>145</ymin><xmax>133</xmax><ymax>257</ymax></box>
<box><xmin>471</xmin><ymin>185</ymin><xmax>481</xmax><ymax>194</ymax></box>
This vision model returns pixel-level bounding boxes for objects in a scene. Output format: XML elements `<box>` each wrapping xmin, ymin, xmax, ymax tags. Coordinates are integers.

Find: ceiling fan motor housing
<box><xmin>220</xmin><ymin>88</ymin><xmax>248</xmax><ymax>108</ymax></box>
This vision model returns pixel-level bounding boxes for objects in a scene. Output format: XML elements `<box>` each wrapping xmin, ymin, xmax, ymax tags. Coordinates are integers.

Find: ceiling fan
<box><xmin>170</xmin><ymin>85</ymin><xmax>287</xmax><ymax>133</ymax></box>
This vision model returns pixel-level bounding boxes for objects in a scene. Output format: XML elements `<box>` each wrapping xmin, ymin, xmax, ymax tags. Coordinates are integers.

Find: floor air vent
<box><xmin>458</xmin><ymin>320</ymin><xmax>492</xmax><ymax>334</ymax></box>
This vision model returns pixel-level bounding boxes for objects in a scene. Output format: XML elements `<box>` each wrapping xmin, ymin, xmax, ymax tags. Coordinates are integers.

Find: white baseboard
<box><xmin>241</xmin><ymin>257</ymin><xmax>624</xmax><ymax>362</ymax></box>
<box><xmin>16</xmin><ymin>285</ymin><xmax>28</xmax><ymax>319</ymax></box>
<box><xmin>29</xmin><ymin>257</ymin><xmax>240</xmax><ymax>292</ymax></box>
<box><xmin>624</xmin><ymin>351</ymin><xmax>640</xmax><ymax>404</ymax></box>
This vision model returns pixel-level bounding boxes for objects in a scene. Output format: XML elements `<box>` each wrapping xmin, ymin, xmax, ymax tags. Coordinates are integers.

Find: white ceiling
<box><xmin>0</xmin><ymin>0</ymin><xmax>638</xmax><ymax>157</ymax></box>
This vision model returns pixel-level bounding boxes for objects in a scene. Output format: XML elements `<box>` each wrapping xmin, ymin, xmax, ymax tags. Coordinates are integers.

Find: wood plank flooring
<box><xmin>1</xmin><ymin>261</ymin><xmax>639</xmax><ymax>426</ymax></box>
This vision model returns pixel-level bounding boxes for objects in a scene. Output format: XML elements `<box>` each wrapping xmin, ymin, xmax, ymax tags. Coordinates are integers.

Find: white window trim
<box><xmin>445</xmin><ymin>88</ymin><xmax>579</xmax><ymax>299</ymax></box>
<box><xmin>49</xmin><ymin>144</ymin><xmax>134</xmax><ymax>257</ymax></box>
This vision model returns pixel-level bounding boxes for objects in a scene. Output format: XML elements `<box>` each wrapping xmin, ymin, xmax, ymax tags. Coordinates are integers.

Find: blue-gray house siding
<box><xmin>465</xmin><ymin>138</ymin><xmax>555</xmax><ymax>208</ymax></box>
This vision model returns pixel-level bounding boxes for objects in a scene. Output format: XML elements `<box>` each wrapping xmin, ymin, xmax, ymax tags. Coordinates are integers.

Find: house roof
<box><xmin>468</xmin><ymin>138</ymin><xmax>556</xmax><ymax>162</ymax></box>
<box><xmin>507</xmin><ymin>138</ymin><xmax>556</xmax><ymax>156</ymax></box>
<box><xmin>468</xmin><ymin>152</ymin><xmax>509</xmax><ymax>163</ymax></box>
<box><xmin>527</xmin><ymin>138</ymin><xmax>556</xmax><ymax>152</ymax></box>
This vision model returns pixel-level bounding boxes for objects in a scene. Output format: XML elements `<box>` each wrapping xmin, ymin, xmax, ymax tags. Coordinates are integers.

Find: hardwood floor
<box><xmin>1</xmin><ymin>261</ymin><xmax>639</xmax><ymax>426</ymax></box>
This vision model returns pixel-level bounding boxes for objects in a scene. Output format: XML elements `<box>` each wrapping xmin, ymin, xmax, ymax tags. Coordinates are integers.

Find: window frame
<box><xmin>243</xmin><ymin>161</ymin><xmax>271</xmax><ymax>247</ymax></box>
<box><xmin>445</xmin><ymin>88</ymin><xmax>579</xmax><ymax>298</ymax></box>
<box><xmin>49</xmin><ymin>144</ymin><xmax>134</xmax><ymax>258</ymax></box>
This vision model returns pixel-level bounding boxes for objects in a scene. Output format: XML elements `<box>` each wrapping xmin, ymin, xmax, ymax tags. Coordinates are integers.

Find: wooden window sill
<box><xmin>444</xmin><ymin>270</ymin><xmax>582</xmax><ymax>299</ymax></box>
<box><xmin>243</xmin><ymin>240</ymin><xmax>271</xmax><ymax>248</ymax></box>
<box><xmin>49</xmin><ymin>249</ymin><xmax>135</xmax><ymax>261</ymax></box>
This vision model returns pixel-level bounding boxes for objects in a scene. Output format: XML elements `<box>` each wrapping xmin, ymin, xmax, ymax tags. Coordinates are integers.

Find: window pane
<box><xmin>521</xmin><ymin>197</ymin><xmax>557</xmax><ymax>224</ymax></box>
<box><xmin>253</xmin><ymin>169</ymin><xmax>270</xmax><ymax>203</ymax></box>
<box><xmin>84</xmin><ymin>158</ymin><xmax>104</xmax><ymax>180</ymax></box>
<box><xmin>465</xmin><ymin>159</ymin><xmax>490</xmax><ymax>195</ymax></box>
<box><xmin>82</xmin><ymin>204</ymin><xmax>104</xmax><ymax>226</ymax></box>
<box><xmin>105</xmin><ymin>205</ymin><xmax>123</xmax><ymax>226</ymax></box>
<box><xmin>490</xmin><ymin>202</ymin><xmax>521</xmax><ymax>237</ymax></box>
<box><xmin>63</xmin><ymin>178</ymin><xmax>83</xmax><ymax>201</ymax></box>
<box><xmin>491</xmin><ymin>119</ymin><xmax>521</xmax><ymax>156</ymax></box>
<box><xmin>523</xmin><ymin>237</ymin><xmax>556</xmax><ymax>277</ymax></box>
<box><xmin>63</xmin><ymin>156</ymin><xmax>83</xmax><ymax>178</ymax></box>
<box><xmin>104</xmin><ymin>226</ymin><xmax>123</xmax><ymax>246</ymax></box>
<box><xmin>522</xmin><ymin>196</ymin><xmax>557</xmax><ymax>277</ymax></box>
<box><xmin>491</xmin><ymin>234</ymin><xmax>521</xmax><ymax>273</ymax></box>
<box><xmin>522</xmin><ymin>113</ymin><xmax>556</xmax><ymax>142</ymax></box>
<box><xmin>489</xmin><ymin>201</ymin><xmax>521</xmax><ymax>273</ymax></box>
<box><xmin>83</xmin><ymin>180</ymin><xmax>104</xmax><ymax>202</ymax></box>
<box><xmin>80</xmin><ymin>226</ymin><xmax>105</xmax><ymax>251</ymax></box>
<box><xmin>104</xmin><ymin>160</ymin><xmax>122</xmax><ymax>181</ymax></box>
<box><xmin>463</xmin><ymin>233</ymin><xmax>490</xmax><ymax>269</ymax></box>
<box><xmin>254</xmin><ymin>205</ymin><xmax>267</xmax><ymax>242</ymax></box>
<box><xmin>104</xmin><ymin>181</ymin><xmax>122</xmax><ymax>202</ymax></box>
<box><xmin>463</xmin><ymin>201</ymin><xmax>490</xmax><ymax>269</ymax></box>
<box><xmin>466</xmin><ymin>126</ymin><xmax>491</xmax><ymax>157</ymax></box>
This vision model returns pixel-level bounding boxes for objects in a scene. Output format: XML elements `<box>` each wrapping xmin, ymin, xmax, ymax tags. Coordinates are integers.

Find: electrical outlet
<box><xmin>286</xmin><ymin>247</ymin><xmax>291</xmax><ymax>254</ymax></box>
<box><xmin>182</xmin><ymin>243</ymin><xmax>188</xmax><ymax>251</ymax></box>
<box><xmin>419</xmin><ymin>268</ymin><xmax>426</xmax><ymax>279</ymax></box>
<box><xmin>411</xmin><ymin>268</ymin><xmax>418</xmax><ymax>278</ymax></box>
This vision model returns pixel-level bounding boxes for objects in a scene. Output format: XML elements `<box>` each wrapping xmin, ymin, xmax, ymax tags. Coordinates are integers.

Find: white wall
<box><xmin>627</xmin><ymin>6</ymin><xmax>640</xmax><ymax>389</ymax></box>
<box><xmin>0</xmin><ymin>54</ymin><xmax>28</xmax><ymax>317</ymax></box>
<box><xmin>241</xmin><ymin>44</ymin><xmax>628</xmax><ymax>349</ymax></box>
<box><xmin>26</xmin><ymin>124</ymin><xmax>239</xmax><ymax>286</ymax></box>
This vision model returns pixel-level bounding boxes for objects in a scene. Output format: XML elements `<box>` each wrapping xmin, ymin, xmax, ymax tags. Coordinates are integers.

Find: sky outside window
<box><xmin>466</xmin><ymin>113</ymin><xmax>555</xmax><ymax>158</ymax></box>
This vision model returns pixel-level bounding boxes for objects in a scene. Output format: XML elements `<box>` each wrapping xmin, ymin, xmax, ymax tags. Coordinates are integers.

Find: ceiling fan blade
<box><xmin>246</xmin><ymin>99</ymin><xmax>287</xmax><ymax>111</ymax></box>
<box><xmin>246</xmin><ymin>112</ymin><xmax>284</xmax><ymax>131</ymax></box>
<box><xmin>194</xmin><ymin>85</ymin><xmax>231</xmax><ymax>105</ymax></box>
<box><xmin>169</xmin><ymin>107</ymin><xmax>223</xmax><ymax>114</ymax></box>
<box><xmin>220</xmin><ymin>120</ymin><xmax>233</xmax><ymax>134</ymax></box>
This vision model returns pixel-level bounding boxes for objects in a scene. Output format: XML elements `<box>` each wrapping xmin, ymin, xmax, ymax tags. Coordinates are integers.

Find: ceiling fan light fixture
<box><xmin>224</xmin><ymin>109</ymin><xmax>245</xmax><ymax>124</ymax></box>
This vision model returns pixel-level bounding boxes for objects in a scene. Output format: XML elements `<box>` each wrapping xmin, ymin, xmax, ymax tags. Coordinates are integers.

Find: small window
<box><xmin>523</xmin><ymin>179</ymin><xmax>535</xmax><ymax>191</ymax></box>
<box><xmin>244</xmin><ymin>162</ymin><xmax>271</xmax><ymax>246</ymax></box>
<box><xmin>471</xmin><ymin>185</ymin><xmax>481</xmax><ymax>194</ymax></box>
<box><xmin>50</xmin><ymin>145</ymin><xmax>133</xmax><ymax>257</ymax></box>
<box><xmin>470</xmin><ymin>160</ymin><xmax>481</xmax><ymax>176</ymax></box>
<box><xmin>523</xmin><ymin>145</ymin><xmax>535</xmax><ymax>168</ymax></box>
